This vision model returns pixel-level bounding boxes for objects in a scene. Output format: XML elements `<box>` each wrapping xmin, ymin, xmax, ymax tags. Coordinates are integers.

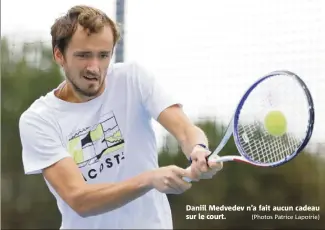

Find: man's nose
<box><xmin>86</xmin><ymin>58</ymin><xmax>100</xmax><ymax>72</ymax></box>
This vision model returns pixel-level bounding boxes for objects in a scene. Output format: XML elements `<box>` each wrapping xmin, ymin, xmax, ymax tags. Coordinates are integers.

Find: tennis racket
<box><xmin>183</xmin><ymin>70</ymin><xmax>314</xmax><ymax>182</ymax></box>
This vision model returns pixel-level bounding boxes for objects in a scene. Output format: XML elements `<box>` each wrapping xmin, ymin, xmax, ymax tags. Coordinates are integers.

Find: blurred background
<box><xmin>1</xmin><ymin>0</ymin><xmax>325</xmax><ymax>229</ymax></box>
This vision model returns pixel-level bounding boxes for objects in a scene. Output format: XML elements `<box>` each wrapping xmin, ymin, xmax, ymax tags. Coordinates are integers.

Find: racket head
<box><xmin>232</xmin><ymin>70</ymin><xmax>315</xmax><ymax>167</ymax></box>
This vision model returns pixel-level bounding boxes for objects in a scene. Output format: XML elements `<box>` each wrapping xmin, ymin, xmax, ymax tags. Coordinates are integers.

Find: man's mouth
<box><xmin>83</xmin><ymin>76</ymin><xmax>98</xmax><ymax>81</ymax></box>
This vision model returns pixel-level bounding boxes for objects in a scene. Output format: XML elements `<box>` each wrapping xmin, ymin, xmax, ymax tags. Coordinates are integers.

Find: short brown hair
<box><xmin>51</xmin><ymin>5</ymin><xmax>120</xmax><ymax>55</ymax></box>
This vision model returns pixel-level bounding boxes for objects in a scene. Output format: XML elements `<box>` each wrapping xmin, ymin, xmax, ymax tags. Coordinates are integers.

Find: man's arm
<box><xmin>43</xmin><ymin>157</ymin><xmax>153</xmax><ymax>217</ymax></box>
<box><xmin>157</xmin><ymin>104</ymin><xmax>223</xmax><ymax>180</ymax></box>
<box><xmin>157</xmin><ymin>104</ymin><xmax>208</xmax><ymax>159</ymax></box>
<box><xmin>43</xmin><ymin>157</ymin><xmax>192</xmax><ymax>217</ymax></box>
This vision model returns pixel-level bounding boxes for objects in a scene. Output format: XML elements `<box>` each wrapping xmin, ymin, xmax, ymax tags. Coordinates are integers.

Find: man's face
<box><xmin>57</xmin><ymin>24</ymin><xmax>114</xmax><ymax>99</ymax></box>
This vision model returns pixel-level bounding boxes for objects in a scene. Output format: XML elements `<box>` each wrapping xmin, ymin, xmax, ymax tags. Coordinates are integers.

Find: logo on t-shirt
<box><xmin>67</xmin><ymin>111</ymin><xmax>125</xmax><ymax>180</ymax></box>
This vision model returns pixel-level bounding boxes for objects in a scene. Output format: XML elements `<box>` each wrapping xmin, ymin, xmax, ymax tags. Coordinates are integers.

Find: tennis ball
<box><xmin>264</xmin><ymin>110</ymin><xmax>287</xmax><ymax>136</ymax></box>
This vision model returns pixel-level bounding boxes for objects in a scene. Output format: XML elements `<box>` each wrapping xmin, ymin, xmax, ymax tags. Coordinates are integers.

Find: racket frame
<box><xmin>232</xmin><ymin>70</ymin><xmax>315</xmax><ymax>167</ymax></box>
<box><xmin>183</xmin><ymin>70</ymin><xmax>315</xmax><ymax>182</ymax></box>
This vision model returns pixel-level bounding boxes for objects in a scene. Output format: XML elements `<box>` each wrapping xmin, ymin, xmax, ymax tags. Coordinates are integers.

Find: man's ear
<box><xmin>53</xmin><ymin>46</ymin><xmax>65</xmax><ymax>66</ymax></box>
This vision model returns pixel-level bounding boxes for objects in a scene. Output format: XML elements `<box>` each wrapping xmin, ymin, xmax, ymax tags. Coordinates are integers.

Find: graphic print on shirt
<box><xmin>67</xmin><ymin>111</ymin><xmax>125</xmax><ymax>173</ymax></box>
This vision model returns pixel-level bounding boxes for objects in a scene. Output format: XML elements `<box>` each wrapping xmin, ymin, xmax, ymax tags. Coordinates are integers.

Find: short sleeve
<box><xmin>133</xmin><ymin>63</ymin><xmax>182</xmax><ymax>120</ymax></box>
<box><xmin>19</xmin><ymin>111</ymin><xmax>71</xmax><ymax>175</ymax></box>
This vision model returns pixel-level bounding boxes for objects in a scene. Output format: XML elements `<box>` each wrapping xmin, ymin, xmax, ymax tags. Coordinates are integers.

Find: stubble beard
<box><xmin>65</xmin><ymin>72</ymin><xmax>105</xmax><ymax>98</ymax></box>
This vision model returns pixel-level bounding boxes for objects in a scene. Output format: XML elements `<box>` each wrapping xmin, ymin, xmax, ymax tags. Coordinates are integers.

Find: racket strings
<box><xmin>236</xmin><ymin>73</ymin><xmax>310</xmax><ymax>164</ymax></box>
<box><xmin>238</xmin><ymin>123</ymin><xmax>303</xmax><ymax>164</ymax></box>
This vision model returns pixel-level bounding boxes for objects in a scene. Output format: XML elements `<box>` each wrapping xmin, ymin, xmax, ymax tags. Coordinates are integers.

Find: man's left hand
<box><xmin>188</xmin><ymin>145</ymin><xmax>223</xmax><ymax>181</ymax></box>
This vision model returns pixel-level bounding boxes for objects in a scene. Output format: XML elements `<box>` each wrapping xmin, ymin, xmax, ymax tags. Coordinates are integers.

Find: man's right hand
<box><xmin>149</xmin><ymin>165</ymin><xmax>193</xmax><ymax>194</ymax></box>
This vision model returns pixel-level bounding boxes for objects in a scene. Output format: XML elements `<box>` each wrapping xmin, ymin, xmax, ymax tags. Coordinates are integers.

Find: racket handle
<box><xmin>208</xmin><ymin>155</ymin><xmax>242</xmax><ymax>162</ymax></box>
<box><xmin>182</xmin><ymin>156</ymin><xmax>245</xmax><ymax>182</ymax></box>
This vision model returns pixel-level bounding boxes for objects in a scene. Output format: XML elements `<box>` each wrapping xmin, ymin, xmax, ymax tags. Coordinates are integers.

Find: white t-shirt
<box><xmin>19</xmin><ymin>62</ymin><xmax>181</xmax><ymax>229</ymax></box>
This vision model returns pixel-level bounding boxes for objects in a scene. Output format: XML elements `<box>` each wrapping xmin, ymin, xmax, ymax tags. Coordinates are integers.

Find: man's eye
<box><xmin>77</xmin><ymin>53</ymin><xmax>91</xmax><ymax>58</ymax></box>
<box><xmin>75</xmin><ymin>53</ymin><xmax>110</xmax><ymax>59</ymax></box>
<box><xmin>100</xmin><ymin>54</ymin><xmax>109</xmax><ymax>59</ymax></box>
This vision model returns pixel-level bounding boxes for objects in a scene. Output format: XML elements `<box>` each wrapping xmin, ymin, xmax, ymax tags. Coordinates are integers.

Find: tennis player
<box><xmin>19</xmin><ymin>5</ymin><xmax>223</xmax><ymax>229</ymax></box>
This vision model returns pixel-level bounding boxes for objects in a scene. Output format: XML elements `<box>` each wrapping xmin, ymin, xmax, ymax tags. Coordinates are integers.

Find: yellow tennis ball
<box><xmin>264</xmin><ymin>110</ymin><xmax>287</xmax><ymax>136</ymax></box>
